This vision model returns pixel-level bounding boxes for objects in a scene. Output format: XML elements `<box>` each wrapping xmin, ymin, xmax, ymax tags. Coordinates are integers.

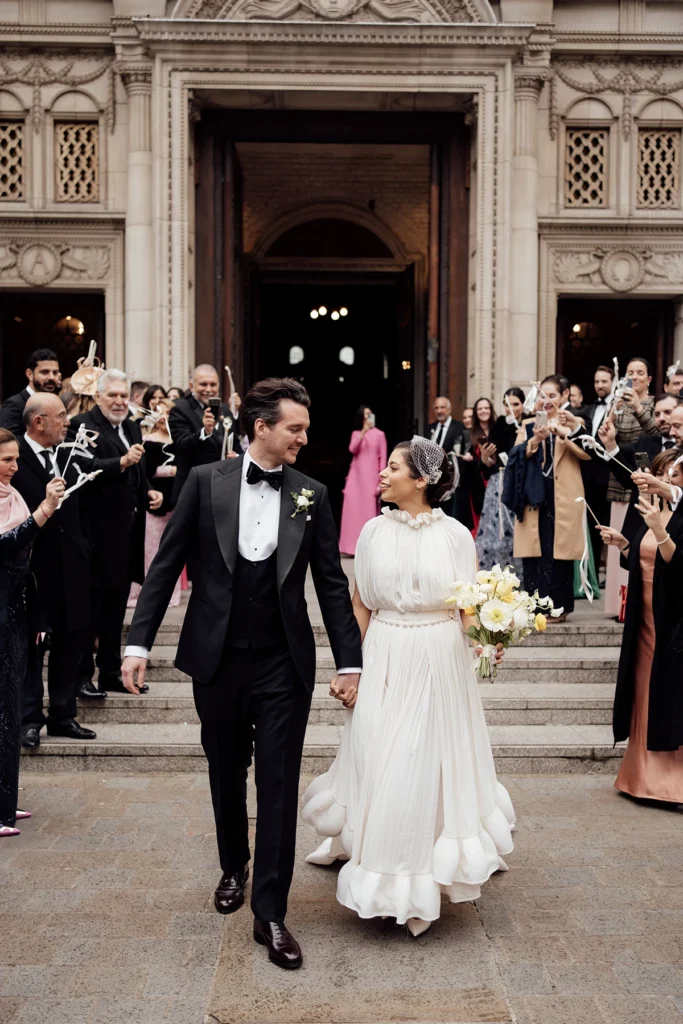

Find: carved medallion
<box><xmin>17</xmin><ymin>243</ymin><xmax>62</xmax><ymax>286</ymax></box>
<box><xmin>600</xmin><ymin>250</ymin><xmax>645</xmax><ymax>292</ymax></box>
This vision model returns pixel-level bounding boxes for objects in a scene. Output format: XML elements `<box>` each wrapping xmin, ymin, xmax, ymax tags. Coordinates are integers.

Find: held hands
<box><xmin>202</xmin><ymin>407</ymin><xmax>217</xmax><ymax>435</ymax></box>
<box><xmin>43</xmin><ymin>476</ymin><xmax>66</xmax><ymax>514</ymax></box>
<box><xmin>121</xmin><ymin>443</ymin><xmax>145</xmax><ymax>469</ymax></box>
<box><xmin>599</xmin><ymin>526</ymin><xmax>629</xmax><ymax>551</ymax></box>
<box><xmin>330</xmin><ymin>672</ymin><xmax>360</xmax><ymax>710</ymax></box>
<box><xmin>148</xmin><ymin>489</ymin><xmax>164</xmax><ymax>511</ymax></box>
<box><xmin>122</xmin><ymin>655</ymin><xmax>147</xmax><ymax>694</ymax></box>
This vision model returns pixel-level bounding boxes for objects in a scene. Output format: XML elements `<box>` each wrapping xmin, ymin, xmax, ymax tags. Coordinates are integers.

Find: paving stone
<box><xmin>547</xmin><ymin>963</ymin><xmax>627</xmax><ymax>994</ymax></box>
<box><xmin>573</xmin><ymin>909</ymin><xmax>644</xmax><ymax>935</ymax></box>
<box><xmin>143</xmin><ymin>966</ymin><xmax>216</xmax><ymax>1000</ymax></box>
<box><xmin>596</xmin><ymin>995</ymin><xmax>683</xmax><ymax>1024</ymax></box>
<box><xmin>497</xmin><ymin>963</ymin><xmax>553</xmax><ymax>994</ymax></box>
<box><xmin>494</xmin><ymin>935</ymin><xmax>574</xmax><ymax>964</ymax></box>
<box><xmin>14</xmin><ymin>998</ymin><xmax>97</xmax><ymax>1024</ymax></box>
<box><xmin>89</xmin><ymin>997</ymin><xmax>170</xmax><ymax>1024</ymax></box>
<box><xmin>612</xmin><ymin>962</ymin><xmax>683</xmax><ymax>995</ymax></box>
<box><xmin>0</xmin><ymin>966</ymin><xmax>67</xmax><ymax>998</ymax></box>
<box><xmin>522</xmin><ymin>995</ymin><xmax>604</xmax><ymax>1024</ymax></box>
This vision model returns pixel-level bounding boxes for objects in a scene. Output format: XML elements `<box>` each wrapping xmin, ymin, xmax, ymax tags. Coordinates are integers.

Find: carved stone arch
<box><xmin>636</xmin><ymin>96</ymin><xmax>683</xmax><ymax>123</ymax></box>
<box><xmin>48</xmin><ymin>88</ymin><xmax>102</xmax><ymax>117</ymax></box>
<box><xmin>171</xmin><ymin>0</ymin><xmax>495</xmax><ymax>23</ymax></box>
<box><xmin>0</xmin><ymin>88</ymin><xmax>27</xmax><ymax>115</ymax></box>
<box><xmin>564</xmin><ymin>96</ymin><xmax>616</xmax><ymax>122</ymax></box>
<box><xmin>251</xmin><ymin>202</ymin><xmax>409</xmax><ymax>262</ymax></box>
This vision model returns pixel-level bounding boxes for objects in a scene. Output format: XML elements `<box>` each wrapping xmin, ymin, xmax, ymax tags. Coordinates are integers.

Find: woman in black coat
<box><xmin>0</xmin><ymin>429</ymin><xmax>65</xmax><ymax>836</ymax></box>
<box><xmin>600</xmin><ymin>448</ymin><xmax>683</xmax><ymax>802</ymax></box>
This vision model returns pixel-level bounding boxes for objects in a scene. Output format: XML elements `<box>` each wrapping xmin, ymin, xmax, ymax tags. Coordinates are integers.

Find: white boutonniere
<box><xmin>291</xmin><ymin>488</ymin><xmax>315</xmax><ymax>519</ymax></box>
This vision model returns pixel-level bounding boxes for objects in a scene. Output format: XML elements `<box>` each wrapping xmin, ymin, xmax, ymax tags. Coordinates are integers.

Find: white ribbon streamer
<box><xmin>575</xmin><ymin>500</ymin><xmax>594</xmax><ymax>603</ymax></box>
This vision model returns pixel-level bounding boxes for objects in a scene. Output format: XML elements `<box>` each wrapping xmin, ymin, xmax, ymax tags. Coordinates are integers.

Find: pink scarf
<box><xmin>0</xmin><ymin>482</ymin><xmax>31</xmax><ymax>535</ymax></box>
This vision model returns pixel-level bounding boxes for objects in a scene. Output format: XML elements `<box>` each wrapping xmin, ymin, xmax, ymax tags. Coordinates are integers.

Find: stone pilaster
<box><xmin>119</xmin><ymin>62</ymin><xmax>155</xmax><ymax>379</ymax></box>
<box><xmin>508</xmin><ymin>69</ymin><xmax>546</xmax><ymax>388</ymax></box>
<box><xmin>674</xmin><ymin>296</ymin><xmax>683</xmax><ymax>366</ymax></box>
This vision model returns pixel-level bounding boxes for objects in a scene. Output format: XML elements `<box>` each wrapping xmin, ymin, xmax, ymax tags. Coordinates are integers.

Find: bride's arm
<box><xmin>352</xmin><ymin>584</ymin><xmax>372</xmax><ymax>642</ymax></box>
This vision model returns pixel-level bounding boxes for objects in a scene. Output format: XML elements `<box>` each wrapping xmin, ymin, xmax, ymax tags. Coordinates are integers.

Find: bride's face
<box><xmin>379</xmin><ymin>449</ymin><xmax>427</xmax><ymax>506</ymax></box>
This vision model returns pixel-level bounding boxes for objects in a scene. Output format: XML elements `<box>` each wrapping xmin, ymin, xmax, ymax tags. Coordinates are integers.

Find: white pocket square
<box><xmin>306</xmin><ymin>515</ymin><xmax>312</xmax><ymax>521</ymax></box>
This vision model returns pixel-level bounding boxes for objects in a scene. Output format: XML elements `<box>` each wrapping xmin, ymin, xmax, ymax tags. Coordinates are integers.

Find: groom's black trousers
<box><xmin>193</xmin><ymin>644</ymin><xmax>311</xmax><ymax>923</ymax></box>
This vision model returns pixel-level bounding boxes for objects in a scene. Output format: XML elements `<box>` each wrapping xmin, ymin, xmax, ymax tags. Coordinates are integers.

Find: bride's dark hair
<box><xmin>394</xmin><ymin>441</ymin><xmax>455</xmax><ymax>506</ymax></box>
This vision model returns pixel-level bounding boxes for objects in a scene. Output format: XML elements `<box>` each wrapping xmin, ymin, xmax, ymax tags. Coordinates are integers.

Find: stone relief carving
<box><xmin>0</xmin><ymin>49</ymin><xmax>116</xmax><ymax>134</ymax></box>
<box><xmin>552</xmin><ymin>245</ymin><xmax>683</xmax><ymax>291</ymax></box>
<box><xmin>188</xmin><ymin>0</ymin><xmax>472</xmax><ymax>21</ymax></box>
<box><xmin>549</xmin><ymin>57</ymin><xmax>683</xmax><ymax>141</ymax></box>
<box><xmin>0</xmin><ymin>241</ymin><xmax>111</xmax><ymax>285</ymax></box>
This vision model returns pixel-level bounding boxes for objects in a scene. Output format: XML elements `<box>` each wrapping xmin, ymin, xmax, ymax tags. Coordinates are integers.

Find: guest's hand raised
<box><xmin>43</xmin><ymin>476</ymin><xmax>66</xmax><ymax>514</ymax></box>
<box><xmin>636</xmin><ymin>492</ymin><xmax>667</xmax><ymax>538</ymax></box>
<box><xmin>598</xmin><ymin>418</ymin><xmax>617</xmax><ymax>450</ymax></box>
<box><xmin>121</xmin><ymin>443</ymin><xmax>144</xmax><ymax>469</ymax></box>
<box><xmin>599</xmin><ymin>526</ymin><xmax>629</xmax><ymax>551</ymax></box>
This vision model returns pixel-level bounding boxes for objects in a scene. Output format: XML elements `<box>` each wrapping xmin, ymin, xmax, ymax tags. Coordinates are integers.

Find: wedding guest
<box><xmin>600</xmin><ymin>448</ymin><xmax>683</xmax><ymax>803</ymax></box>
<box><xmin>129</xmin><ymin>381</ymin><xmax>150</xmax><ymax>418</ymax></box>
<box><xmin>128</xmin><ymin>396</ymin><xmax>180</xmax><ymax>608</ymax></box>
<box><xmin>581</xmin><ymin>365</ymin><xmax>615</xmax><ymax>568</ymax></box>
<box><xmin>169</xmin><ymin>364</ymin><xmax>240</xmax><ymax>504</ymax></box>
<box><xmin>503</xmin><ymin>375</ymin><xmax>591</xmax><ymax>620</ymax></box>
<box><xmin>14</xmin><ymin>395</ymin><xmax>96</xmax><ymax>744</ymax></box>
<box><xmin>0</xmin><ymin>349</ymin><xmax>61</xmax><ymax>437</ymax></box>
<box><xmin>664</xmin><ymin>364</ymin><xmax>683</xmax><ymax>396</ymax></box>
<box><xmin>462</xmin><ymin>407</ymin><xmax>473</xmax><ymax>430</ymax></box>
<box><xmin>143</xmin><ymin>384</ymin><xmax>168</xmax><ymax>413</ymax></box>
<box><xmin>427</xmin><ymin>396</ymin><xmax>463</xmax><ymax>452</ymax></box>
<box><xmin>0</xmin><ymin>429</ymin><xmax>65</xmax><ymax>837</ymax></box>
<box><xmin>339</xmin><ymin>405</ymin><xmax>387</xmax><ymax>557</ymax></box>
<box><xmin>605</xmin><ymin>357</ymin><xmax>657</xmax><ymax>616</ymax></box>
<box><xmin>476</xmin><ymin>387</ymin><xmax>525</xmax><ymax>576</ymax></box>
<box><xmin>456</xmin><ymin>397</ymin><xmax>496</xmax><ymax>536</ymax></box>
<box><xmin>167</xmin><ymin>387</ymin><xmax>184</xmax><ymax>402</ymax></box>
<box><xmin>569</xmin><ymin>383</ymin><xmax>584</xmax><ymax>410</ymax></box>
<box><xmin>70</xmin><ymin>370</ymin><xmax>163</xmax><ymax>696</ymax></box>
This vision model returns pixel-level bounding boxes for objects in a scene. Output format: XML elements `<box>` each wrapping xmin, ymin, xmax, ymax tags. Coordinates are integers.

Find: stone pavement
<box><xmin>2</xmin><ymin>772</ymin><xmax>683</xmax><ymax>1024</ymax></box>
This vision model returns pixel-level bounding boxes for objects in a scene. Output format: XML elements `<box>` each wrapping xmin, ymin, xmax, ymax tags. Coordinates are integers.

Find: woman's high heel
<box><xmin>406</xmin><ymin>918</ymin><xmax>432</xmax><ymax>938</ymax></box>
<box><xmin>0</xmin><ymin>825</ymin><xmax>20</xmax><ymax>837</ymax></box>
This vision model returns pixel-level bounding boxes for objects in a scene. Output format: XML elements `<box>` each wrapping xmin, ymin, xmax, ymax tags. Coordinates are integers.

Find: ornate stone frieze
<box><xmin>552</xmin><ymin>244</ymin><xmax>683</xmax><ymax>292</ymax></box>
<box><xmin>0</xmin><ymin>239</ymin><xmax>111</xmax><ymax>285</ymax></box>
<box><xmin>173</xmin><ymin>0</ymin><xmax>492</xmax><ymax>21</ymax></box>
<box><xmin>0</xmin><ymin>49</ymin><xmax>116</xmax><ymax>134</ymax></box>
<box><xmin>549</xmin><ymin>57</ymin><xmax>683</xmax><ymax>141</ymax></box>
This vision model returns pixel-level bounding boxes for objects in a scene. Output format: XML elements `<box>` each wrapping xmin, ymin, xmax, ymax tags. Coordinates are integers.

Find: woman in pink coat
<box><xmin>339</xmin><ymin>405</ymin><xmax>387</xmax><ymax>556</ymax></box>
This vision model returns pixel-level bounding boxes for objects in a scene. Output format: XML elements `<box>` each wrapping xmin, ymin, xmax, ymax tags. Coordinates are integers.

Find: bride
<box><xmin>301</xmin><ymin>436</ymin><xmax>515</xmax><ymax>937</ymax></box>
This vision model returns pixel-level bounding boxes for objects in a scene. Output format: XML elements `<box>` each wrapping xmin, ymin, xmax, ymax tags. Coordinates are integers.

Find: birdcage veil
<box><xmin>410</xmin><ymin>436</ymin><xmax>445</xmax><ymax>484</ymax></box>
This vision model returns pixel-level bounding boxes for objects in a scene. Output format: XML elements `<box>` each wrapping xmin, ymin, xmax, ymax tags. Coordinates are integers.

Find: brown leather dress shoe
<box><xmin>253</xmin><ymin>919</ymin><xmax>303</xmax><ymax>970</ymax></box>
<box><xmin>214</xmin><ymin>867</ymin><xmax>249</xmax><ymax>914</ymax></box>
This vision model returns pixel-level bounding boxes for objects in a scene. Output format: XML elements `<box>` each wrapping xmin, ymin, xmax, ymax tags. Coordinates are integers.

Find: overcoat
<box><xmin>507</xmin><ymin>419</ymin><xmax>591</xmax><ymax>561</ymax></box>
<box><xmin>613</xmin><ymin>510</ymin><xmax>683</xmax><ymax>751</ymax></box>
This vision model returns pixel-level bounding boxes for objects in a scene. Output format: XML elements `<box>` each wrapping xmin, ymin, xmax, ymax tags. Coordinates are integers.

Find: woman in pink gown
<box><xmin>339</xmin><ymin>406</ymin><xmax>387</xmax><ymax>556</ymax></box>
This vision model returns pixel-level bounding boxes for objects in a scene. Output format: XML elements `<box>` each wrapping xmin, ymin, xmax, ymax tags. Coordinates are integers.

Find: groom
<box><xmin>122</xmin><ymin>378</ymin><xmax>361</xmax><ymax>969</ymax></box>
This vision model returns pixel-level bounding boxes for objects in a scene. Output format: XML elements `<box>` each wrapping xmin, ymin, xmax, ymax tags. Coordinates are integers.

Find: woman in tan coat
<box><xmin>504</xmin><ymin>375</ymin><xmax>590</xmax><ymax>621</ymax></box>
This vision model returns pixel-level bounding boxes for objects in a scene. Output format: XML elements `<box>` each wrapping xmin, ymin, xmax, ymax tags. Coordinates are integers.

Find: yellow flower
<box><xmin>464</xmin><ymin>606</ymin><xmax>476</xmax><ymax>616</ymax></box>
<box><xmin>500</xmin><ymin>594</ymin><xmax>515</xmax><ymax>604</ymax></box>
<box><xmin>534</xmin><ymin>613</ymin><xmax>547</xmax><ymax>632</ymax></box>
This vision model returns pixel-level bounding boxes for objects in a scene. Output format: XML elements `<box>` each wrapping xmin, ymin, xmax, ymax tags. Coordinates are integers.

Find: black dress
<box><xmin>143</xmin><ymin>439</ymin><xmax>175</xmax><ymax>516</ymax></box>
<box><xmin>0</xmin><ymin>516</ymin><xmax>40</xmax><ymax>828</ymax></box>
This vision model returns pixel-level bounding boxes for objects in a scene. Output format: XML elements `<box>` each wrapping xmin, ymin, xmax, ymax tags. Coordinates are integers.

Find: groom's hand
<box><xmin>122</xmin><ymin>655</ymin><xmax>147</xmax><ymax>694</ymax></box>
<box><xmin>330</xmin><ymin>673</ymin><xmax>360</xmax><ymax>709</ymax></box>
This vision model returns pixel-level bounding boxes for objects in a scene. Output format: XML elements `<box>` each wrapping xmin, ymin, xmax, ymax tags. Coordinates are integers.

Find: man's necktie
<box><xmin>39</xmin><ymin>449</ymin><xmax>54</xmax><ymax>475</ymax></box>
<box><xmin>246</xmin><ymin>462</ymin><xmax>284</xmax><ymax>491</ymax></box>
<box><xmin>435</xmin><ymin>424</ymin><xmax>445</xmax><ymax>447</ymax></box>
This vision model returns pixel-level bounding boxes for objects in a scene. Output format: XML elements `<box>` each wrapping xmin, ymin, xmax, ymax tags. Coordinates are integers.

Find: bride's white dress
<box><xmin>301</xmin><ymin>507</ymin><xmax>515</xmax><ymax>925</ymax></box>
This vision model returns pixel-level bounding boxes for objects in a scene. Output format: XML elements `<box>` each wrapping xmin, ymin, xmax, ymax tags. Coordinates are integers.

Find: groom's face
<box><xmin>261</xmin><ymin>399</ymin><xmax>310</xmax><ymax>465</ymax></box>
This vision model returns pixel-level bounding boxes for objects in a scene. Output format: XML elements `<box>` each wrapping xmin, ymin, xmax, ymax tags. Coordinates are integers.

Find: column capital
<box><xmin>117</xmin><ymin>62</ymin><xmax>153</xmax><ymax>95</ymax></box>
<box><xmin>513</xmin><ymin>67</ymin><xmax>548</xmax><ymax>99</ymax></box>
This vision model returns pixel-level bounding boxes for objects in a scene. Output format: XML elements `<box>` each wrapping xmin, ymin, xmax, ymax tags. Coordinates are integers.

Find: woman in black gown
<box><xmin>0</xmin><ymin>428</ymin><xmax>65</xmax><ymax>836</ymax></box>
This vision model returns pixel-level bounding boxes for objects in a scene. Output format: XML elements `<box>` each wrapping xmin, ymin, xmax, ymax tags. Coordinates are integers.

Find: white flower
<box><xmin>479</xmin><ymin>599</ymin><xmax>513</xmax><ymax>633</ymax></box>
<box><xmin>446</xmin><ymin>581</ymin><xmax>482</xmax><ymax>610</ymax></box>
<box><xmin>296</xmin><ymin>495</ymin><xmax>309</xmax><ymax>508</ymax></box>
<box><xmin>511</xmin><ymin>605</ymin><xmax>530</xmax><ymax>631</ymax></box>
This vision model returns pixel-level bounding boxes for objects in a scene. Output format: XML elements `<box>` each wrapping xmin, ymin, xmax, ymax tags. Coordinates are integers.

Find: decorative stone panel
<box><xmin>637</xmin><ymin>129</ymin><xmax>680</xmax><ymax>209</ymax></box>
<box><xmin>55</xmin><ymin>122</ymin><xmax>99</xmax><ymax>203</ymax></box>
<box><xmin>0</xmin><ymin>122</ymin><xmax>24</xmax><ymax>201</ymax></box>
<box><xmin>565</xmin><ymin>128</ymin><xmax>607</xmax><ymax>208</ymax></box>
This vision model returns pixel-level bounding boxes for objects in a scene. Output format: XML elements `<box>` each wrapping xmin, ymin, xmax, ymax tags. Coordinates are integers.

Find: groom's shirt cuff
<box><xmin>124</xmin><ymin>645</ymin><xmax>148</xmax><ymax>659</ymax></box>
<box><xmin>338</xmin><ymin>667</ymin><xmax>361</xmax><ymax>674</ymax></box>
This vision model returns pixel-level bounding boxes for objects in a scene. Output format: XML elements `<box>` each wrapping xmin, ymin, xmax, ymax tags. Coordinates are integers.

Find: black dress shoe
<box><xmin>253</xmin><ymin>919</ymin><xmax>303</xmax><ymax>970</ymax></box>
<box><xmin>100</xmin><ymin>676</ymin><xmax>149</xmax><ymax>695</ymax></box>
<box><xmin>21</xmin><ymin>726</ymin><xmax>41</xmax><ymax>749</ymax></box>
<box><xmin>214</xmin><ymin>867</ymin><xmax>249</xmax><ymax>914</ymax></box>
<box><xmin>46</xmin><ymin>719</ymin><xmax>97</xmax><ymax>740</ymax></box>
<box><xmin>79</xmin><ymin>678</ymin><xmax>107</xmax><ymax>699</ymax></box>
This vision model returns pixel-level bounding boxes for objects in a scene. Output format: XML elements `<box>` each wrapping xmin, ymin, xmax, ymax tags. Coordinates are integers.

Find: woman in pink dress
<box><xmin>339</xmin><ymin>406</ymin><xmax>387</xmax><ymax>557</ymax></box>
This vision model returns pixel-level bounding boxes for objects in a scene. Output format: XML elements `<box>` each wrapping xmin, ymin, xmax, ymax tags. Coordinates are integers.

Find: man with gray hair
<box><xmin>69</xmin><ymin>369</ymin><xmax>163</xmax><ymax>696</ymax></box>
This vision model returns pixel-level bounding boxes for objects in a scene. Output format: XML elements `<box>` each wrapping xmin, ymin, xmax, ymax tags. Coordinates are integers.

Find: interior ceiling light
<box><xmin>318</xmin><ymin>306</ymin><xmax>328</xmax><ymax>316</ymax></box>
<box><xmin>310</xmin><ymin>309</ymin><xmax>319</xmax><ymax>319</ymax></box>
<box><xmin>340</xmin><ymin>307</ymin><xmax>348</xmax><ymax>317</ymax></box>
<box><xmin>572</xmin><ymin>323</ymin><xmax>581</xmax><ymax>333</ymax></box>
<box><xmin>331</xmin><ymin>311</ymin><xmax>340</xmax><ymax>321</ymax></box>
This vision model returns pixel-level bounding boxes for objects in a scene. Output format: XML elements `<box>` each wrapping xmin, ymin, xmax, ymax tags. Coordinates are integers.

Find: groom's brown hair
<box><xmin>241</xmin><ymin>377</ymin><xmax>311</xmax><ymax>442</ymax></box>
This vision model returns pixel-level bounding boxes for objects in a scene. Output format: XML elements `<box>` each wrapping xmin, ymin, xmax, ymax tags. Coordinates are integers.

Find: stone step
<box><xmin>21</xmin><ymin>721</ymin><xmax>625</xmax><ymax>775</ymax></box>
<box><xmin>73</xmin><ymin>682</ymin><xmax>616</xmax><ymax>726</ymax></box>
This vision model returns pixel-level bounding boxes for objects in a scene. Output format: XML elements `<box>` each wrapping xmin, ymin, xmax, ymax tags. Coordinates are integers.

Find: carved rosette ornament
<box><xmin>599</xmin><ymin>250</ymin><xmax>646</xmax><ymax>292</ymax></box>
<box><xmin>552</xmin><ymin>246</ymin><xmax>683</xmax><ymax>292</ymax></box>
<box><xmin>0</xmin><ymin>240</ymin><xmax>111</xmax><ymax>285</ymax></box>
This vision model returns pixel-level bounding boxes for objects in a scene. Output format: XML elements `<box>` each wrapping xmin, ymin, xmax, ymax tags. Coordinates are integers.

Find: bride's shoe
<box><xmin>406</xmin><ymin>918</ymin><xmax>432</xmax><ymax>938</ymax></box>
<box><xmin>305</xmin><ymin>837</ymin><xmax>348</xmax><ymax>866</ymax></box>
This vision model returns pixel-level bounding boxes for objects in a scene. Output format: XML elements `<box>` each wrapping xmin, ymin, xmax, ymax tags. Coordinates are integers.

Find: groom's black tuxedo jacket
<box><xmin>127</xmin><ymin>455</ymin><xmax>362</xmax><ymax>689</ymax></box>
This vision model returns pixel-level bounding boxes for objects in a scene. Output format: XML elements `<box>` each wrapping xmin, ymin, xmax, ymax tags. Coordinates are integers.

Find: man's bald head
<box><xmin>191</xmin><ymin>364</ymin><xmax>220</xmax><ymax>405</ymax></box>
<box><xmin>434</xmin><ymin>396</ymin><xmax>452</xmax><ymax>424</ymax></box>
<box><xmin>24</xmin><ymin>393</ymin><xmax>69</xmax><ymax>447</ymax></box>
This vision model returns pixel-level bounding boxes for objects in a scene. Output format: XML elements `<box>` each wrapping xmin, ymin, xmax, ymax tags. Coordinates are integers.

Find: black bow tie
<box><xmin>663</xmin><ymin>438</ymin><xmax>675</xmax><ymax>449</ymax></box>
<box><xmin>246</xmin><ymin>462</ymin><xmax>283</xmax><ymax>490</ymax></box>
<box><xmin>596</xmin><ymin>398</ymin><xmax>607</xmax><ymax>405</ymax></box>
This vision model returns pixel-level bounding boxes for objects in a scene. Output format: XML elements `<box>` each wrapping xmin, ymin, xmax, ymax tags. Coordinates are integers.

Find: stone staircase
<box><xmin>23</xmin><ymin>593</ymin><xmax>627</xmax><ymax>776</ymax></box>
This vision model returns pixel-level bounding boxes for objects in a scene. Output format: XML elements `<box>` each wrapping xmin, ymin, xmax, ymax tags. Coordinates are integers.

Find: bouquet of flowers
<box><xmin>445</xmin><ymin>564</ymin><xmax>562</xmax><ymax>680</ymax></box>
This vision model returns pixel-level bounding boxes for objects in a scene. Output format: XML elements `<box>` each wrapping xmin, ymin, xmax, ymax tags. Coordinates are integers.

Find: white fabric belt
<box><xmin>373</xmin><ymin>609</ymin><xmax>455</xmax><ymax>627</ymax></box>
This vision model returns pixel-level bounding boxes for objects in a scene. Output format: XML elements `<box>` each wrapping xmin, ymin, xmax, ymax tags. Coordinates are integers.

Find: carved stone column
<box><xmin>674</xmin><ymin>295</ymin><xmax>683</xmax><ymax>365</ymax></box>
<box><xmin>120</xmin><ymin>62</ymin><xmax>155</xmax><ymax>379</ymax></box>
<box><xmin>509</xmin><ymin>70</ymin><xmax>546</xmax><ymax>386</ymax></box>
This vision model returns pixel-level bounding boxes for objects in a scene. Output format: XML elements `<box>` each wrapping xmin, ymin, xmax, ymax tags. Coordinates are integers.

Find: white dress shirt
<box><xmin>125</xmin><ymin>450</ymin><xmax>361</xmax><ymax>672</ymax></box>
<box><xmin>24</xmin><ymin>433</ymin><xmax>55</xmax><ymax>474</ymax></box>
<box><xmin>431</xmin><ymin>416</ymin><xmax>451</xmax><ymax>448</ymax></box>
<box><xmin>591</xmin><ymin>399</ymin><xmax>609</xmax><ymax>436</ymax></box>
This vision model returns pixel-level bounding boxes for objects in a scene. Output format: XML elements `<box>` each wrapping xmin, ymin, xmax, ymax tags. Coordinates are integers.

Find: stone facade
<box><xmin>2</xmin><ymin>0</ymin><xmax>683</xmax><ymax>399</ymax></box>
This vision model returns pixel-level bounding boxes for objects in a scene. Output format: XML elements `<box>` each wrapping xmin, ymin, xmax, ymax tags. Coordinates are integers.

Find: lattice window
<box><xmin>55</xmin><ymin>122</ymin><xmax>99</xmax><ymax>202</ymax></box>
<box><xmin>0</xmin><ymin>121</ymin><xmax>24</xmax><ymax>201</ymax></box>
<box><xmin>565</xmin><ymin>128</ymin><xmax>607</xmax><ymax>208</ymax></box>
<box><xmin>637</xmin><ymin>129</ymin><xmax>680</xmax><ymax>209</ymax></box>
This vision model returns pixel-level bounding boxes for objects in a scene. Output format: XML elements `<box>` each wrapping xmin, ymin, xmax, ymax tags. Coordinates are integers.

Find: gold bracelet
<box><xmin>656</xmin><ymin>533</ymin><xmax>671</xmax><ymax>547</ymax></box>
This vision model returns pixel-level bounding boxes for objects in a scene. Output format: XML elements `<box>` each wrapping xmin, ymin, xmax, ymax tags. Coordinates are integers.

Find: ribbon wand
<box><xmin>575</xmin><ymin>495</ymin><xmax>603</xmax><ymax>529</ymax></box>
<box><xmin>225</xmin><ymin>365</ymin><xmax>238</xmax><ymax>420</ymax></box>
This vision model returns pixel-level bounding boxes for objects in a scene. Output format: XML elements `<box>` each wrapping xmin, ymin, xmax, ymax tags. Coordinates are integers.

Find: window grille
<box><xmin>0</xmin><ymin>122</ymin><xmax>24</xmax><ymax>201</ymax></box>
<box><xmin>565</xmin><ymin>128</ymin><xmax>607</xmax><ymax>208</ymax></box>
<box><xmin>55</xmin><ymin>122</ymin><xmax>99</xmax><ymax>202</ymax></box>
<box><xmin>637</xmin><ymin>129</ymin><xmax>680</xmax><ymax>209</ymax></box>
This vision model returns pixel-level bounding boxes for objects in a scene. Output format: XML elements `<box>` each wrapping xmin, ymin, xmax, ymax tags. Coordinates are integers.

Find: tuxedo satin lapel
<box><xmin>277</xmin><ymin>468</ymin><xmax>307</xmax><ymax>589</ymax></box>
<box><xmin>211</xmin><ymin>459</ymin><xmax>242</xmax><ymax>576</ymax></box>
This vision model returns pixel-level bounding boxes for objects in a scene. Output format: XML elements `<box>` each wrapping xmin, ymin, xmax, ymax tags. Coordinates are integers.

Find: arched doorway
<box><xmin>249</xmin><ymin>213</ymin><xmax>420</xmax><ymax>521</ymax></box>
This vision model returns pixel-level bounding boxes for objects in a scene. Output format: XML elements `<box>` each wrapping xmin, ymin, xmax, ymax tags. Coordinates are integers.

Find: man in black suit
<box><xmin>427</xmin><ymin>395</ymin><xmax>464</xmax><ymax>454</ymax></box>
<box><xmin>13</xmin><ymin>395</ymin><xmax>96</xmax><ymax>746</ymax></box>
<box><xmin>597</xmin><ymin>394</ymin><xmax>680</xmax><ymax>542</ymax></box>
<box><xmin>0</xmin><ymin>348</ymin><xmax>61</xmax><ymax>436</ymax></box>
<box><xmin>574</xmin><ymin>364</ymin><xmax>615</xmax><ymax>566</ymax></box>
<box><xmin>122</xmin><ymin>378</ymin><xmax>362</xmax><ymax>971</ymax></box>
<box><xmin>168</xmin><ymin>364</ymin><xmax>240</xmax><ymax>504</ymax></box>
<box><xmin>70</xmin><ymin>369</ymin><xmax>163</xmax><ymax>695</ymax></box>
